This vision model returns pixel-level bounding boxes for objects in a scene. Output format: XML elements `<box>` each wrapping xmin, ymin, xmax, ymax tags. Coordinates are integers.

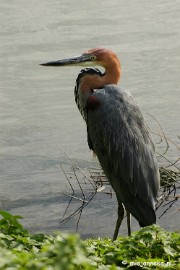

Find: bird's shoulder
<box><xmin>87</xmin><ymin>84</ymin><xmax>145</xmax><ymax>133</ymax></box>
<box><xmin>87</xmin><ymin>84</ymin><xmax>138</xmax><ymax>112</ymax></box>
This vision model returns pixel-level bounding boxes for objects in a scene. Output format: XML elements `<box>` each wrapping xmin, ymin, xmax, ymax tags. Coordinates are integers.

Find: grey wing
<box><xmin>86</xmin><ymin>85</ymin><xmax>160</xmax><ymax>225</ymax></box>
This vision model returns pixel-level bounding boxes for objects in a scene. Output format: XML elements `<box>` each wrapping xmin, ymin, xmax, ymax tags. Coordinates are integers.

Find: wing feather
<box><xmin>86</xmin><ymin>85</ymin><xmax>160</xmax><ymax>225</ymax></box>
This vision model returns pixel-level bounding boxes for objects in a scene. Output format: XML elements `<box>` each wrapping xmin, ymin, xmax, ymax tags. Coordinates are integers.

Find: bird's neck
<box><xmin>76</xmin><ymin>59</ymin><xmax>121</xmax><ymax>120</ymax></box>
<box><xmin>104</xmin><ymin>61</ymin><xmax>121</xmax><ymax>85</ymax></box>
<box><xmin>80</xmin><ymin>59</ymin><xmax>121</xmax><ymax>92</ymax></box>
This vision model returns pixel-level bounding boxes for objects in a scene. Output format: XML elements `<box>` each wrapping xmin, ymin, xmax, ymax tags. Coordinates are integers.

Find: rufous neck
<box><xmin>103</xmin><ymin>60</ymin><xmax>121</xmax><ymax>85</ymax></box>
<box><xmin>80</xmin><ymin>59</ymin><xmax>121</xmax><ymax>91</ymax></box>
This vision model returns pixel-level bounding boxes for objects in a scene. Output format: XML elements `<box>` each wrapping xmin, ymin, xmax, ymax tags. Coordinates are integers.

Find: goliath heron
<box><xmin>41</xmin><ymin>48</ymin><xmax>160</xmax><ymax>240</ymax></box>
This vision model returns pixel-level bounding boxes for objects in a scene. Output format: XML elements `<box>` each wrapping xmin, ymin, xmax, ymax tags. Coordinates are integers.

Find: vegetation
<box><xmin>0</xmin><ymin>210</ymin><xmax>179</xmax><ymax>269</ymax></box>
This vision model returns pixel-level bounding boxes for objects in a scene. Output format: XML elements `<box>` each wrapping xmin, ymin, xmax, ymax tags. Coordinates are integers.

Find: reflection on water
<box><xmin>0</xmin><ymin>0</ymin><xmax>179</xmax><ymax>237</ymax></box>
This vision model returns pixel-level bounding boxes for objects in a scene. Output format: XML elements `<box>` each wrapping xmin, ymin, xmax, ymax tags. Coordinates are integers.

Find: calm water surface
<box><xmin>0</xmin><ymin>0</ymin><xmax>180</xmax><ymax>237</ymax></box>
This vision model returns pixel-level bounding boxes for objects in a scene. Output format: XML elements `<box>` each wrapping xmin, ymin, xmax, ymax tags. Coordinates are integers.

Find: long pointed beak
<box><xmin>40</xmin><ymin>54</ymin><xmax>94</xmax><ymax>67</ymax></box>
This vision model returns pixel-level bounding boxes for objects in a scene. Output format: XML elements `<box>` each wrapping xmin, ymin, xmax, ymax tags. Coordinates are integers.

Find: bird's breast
<box><xmin>86</xmin><ymin>94</ymin><xmax>101</xmax><ymax>111</ymax></box>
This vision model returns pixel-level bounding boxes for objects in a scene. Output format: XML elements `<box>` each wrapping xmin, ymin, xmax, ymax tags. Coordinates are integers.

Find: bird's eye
<box><xmin>90</xmin><ymin>55</ymin><xmax>96</xmax><ymax>61</ymax></box>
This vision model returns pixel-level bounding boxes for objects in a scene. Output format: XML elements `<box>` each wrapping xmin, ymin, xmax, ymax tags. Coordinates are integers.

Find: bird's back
<box><xmin>86</xmin><ymin>84</ymin><xmax>160</xmax><ymax>226</ymax></box>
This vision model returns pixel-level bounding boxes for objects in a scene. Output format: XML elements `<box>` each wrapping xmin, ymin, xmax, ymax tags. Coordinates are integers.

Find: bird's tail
<box><xmin>123</xmin><ymin>197</ymin><xmax>156</xmax><ymax>227</ymax></box>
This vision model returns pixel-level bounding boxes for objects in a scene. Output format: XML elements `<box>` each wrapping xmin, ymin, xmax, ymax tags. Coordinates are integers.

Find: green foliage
<box><xmin>86</xmin><ymin>225</ymin><xmax>180</xmax><ymax>269</ymax></box>
<box><xmin>0</xmin><ymin>210</ymin><xmax>28</xmax><ymax>236</ymax></box>
<box><xmin>0</xmin><ymin>211</ymin><xmax>96</xmax><ymax>270</ymax></box>
<box><xmin>0</xmin><ymin>211</ymin><xmax>179</xmax><ymax>269</ymax></box>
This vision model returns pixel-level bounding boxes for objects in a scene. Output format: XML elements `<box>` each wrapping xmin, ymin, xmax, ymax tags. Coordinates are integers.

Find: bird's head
<box><xmin>40</xmin><ymin>47</ymin><xmax>120</xmax><ymax>70</ymax></box>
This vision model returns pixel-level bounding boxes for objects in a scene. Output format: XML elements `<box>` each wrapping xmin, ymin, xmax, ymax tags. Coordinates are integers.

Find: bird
<box><xmin>41</xmin><ymin>47</ymin><xmax>160</xmax><ymax>240</ymax></box>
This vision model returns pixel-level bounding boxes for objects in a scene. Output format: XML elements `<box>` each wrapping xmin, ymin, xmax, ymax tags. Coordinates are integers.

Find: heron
<box><xmin>41</xmin><ymin>47</ymin><xmax>160</xmax><ymax>240</ymax></box>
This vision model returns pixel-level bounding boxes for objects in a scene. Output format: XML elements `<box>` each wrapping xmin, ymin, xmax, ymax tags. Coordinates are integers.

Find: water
<box><xmin>0</xmin><ymin>0</ymin><xmax>179</xmax><ymax>237</ymax></box>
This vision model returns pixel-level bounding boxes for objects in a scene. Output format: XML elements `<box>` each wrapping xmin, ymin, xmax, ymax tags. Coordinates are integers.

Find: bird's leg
<box><xmin>126</xmin><ymin>208</ymin><xmax>131</xmax><ymax>236</ymax></box>
<box><xmin>113</xmin><ymin>203</ymin><xmax>124</xmax><ymax>241</ymax></box>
